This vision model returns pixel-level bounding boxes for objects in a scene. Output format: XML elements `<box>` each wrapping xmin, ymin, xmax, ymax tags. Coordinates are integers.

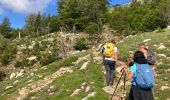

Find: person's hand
<box><xmin>122</xmin><ymin>67</ymin><xmax>128</xmax><ymax>73</ymax></box>
<box><xmin>116</xmin><ymin>60</ymin><xmax>121</xmax><ymax>65</ymax></box>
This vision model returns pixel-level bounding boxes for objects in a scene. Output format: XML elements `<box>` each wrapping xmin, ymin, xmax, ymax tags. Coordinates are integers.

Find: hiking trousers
<box><xmin>104</xmin><ymin>60</ymin><xmax>115</xmax><ymax>86</ymax></box>
<box><xmin>128</xmin><ymin>85</ymin><xmax>154</xmax><ymax>100</ymax></box>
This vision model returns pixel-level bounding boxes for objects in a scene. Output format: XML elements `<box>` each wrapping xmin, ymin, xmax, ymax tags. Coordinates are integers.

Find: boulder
<box><xmin>10</xmin><ymin>72</ymin><xmax>16</xmax><ymax>79</ymax></box>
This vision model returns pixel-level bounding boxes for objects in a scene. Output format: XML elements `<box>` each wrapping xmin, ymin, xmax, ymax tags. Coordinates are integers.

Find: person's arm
<box><xmin>123</xmin><ymin>68</ymin><xmax>134</xmax><ymax>80</ymax></box>
<box><xmin>114</xmin><ymin>47</ymin><xmax>119</xmax><ymax>65</ymax></box>
<box><xmin>114</xmin><ymin>51</ymin><xmax>119</xmax><ymax>65</ymax></box>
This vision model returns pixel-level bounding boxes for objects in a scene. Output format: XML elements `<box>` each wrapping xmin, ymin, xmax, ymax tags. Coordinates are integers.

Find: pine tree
<box><xmin>0</xmin><ymin>17</ymin><xmax>12</xmax><ymax>38</ymax></box>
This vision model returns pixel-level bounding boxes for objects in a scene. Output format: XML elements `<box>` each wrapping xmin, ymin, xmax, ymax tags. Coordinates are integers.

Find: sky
<box><xmin>0</xmin><ymin>0</ymin><xmax>131</xmax><ymax>29</ymax></box>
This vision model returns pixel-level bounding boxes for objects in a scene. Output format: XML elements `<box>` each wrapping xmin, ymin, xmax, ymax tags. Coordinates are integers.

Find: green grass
<box><xmin>117</xmin><ymin>29</ymin><xmax>170</xmax><ymax>99</ymax></box>
<box><xmin>1</xmin><ymin>29</ymin><xmax>170</xmax><ymax>99</ymax></box>
<box><xmin>25</xmin><ymin>59</ymin><xmax>109</xmax><ymax>100</ymax></box>
<box><xmin>0</xmin><ymin>51</ymin><xmax>89</xmax><ymax>100</ymax></box>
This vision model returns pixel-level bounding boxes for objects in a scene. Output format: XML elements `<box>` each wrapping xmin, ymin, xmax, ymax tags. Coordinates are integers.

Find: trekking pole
<box><xmin>110</xmin><ymin>70</ymin><xmax>124</xmax><ymax>100</ymax></box>
<box><xmin>123</xmin><ymin>72</ymin><xmax>126</xmax><ymax>100</ymax></box>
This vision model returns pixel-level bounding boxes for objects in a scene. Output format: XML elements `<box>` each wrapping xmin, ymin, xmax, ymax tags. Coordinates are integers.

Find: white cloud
<box><xmin>0</xmin><ymin>8</ymin><xmax>4</xmax><ymax>14</ymax></box>
<box><xmin>0</xmin><ymin>0</ymin><xmax>52</xmax><ymax>14</ymax></box>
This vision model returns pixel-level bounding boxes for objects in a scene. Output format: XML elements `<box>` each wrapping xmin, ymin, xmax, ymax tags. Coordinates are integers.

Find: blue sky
<box><xmin>0</xmin><ymin>0</ymin><xmax>131</xmax><ymax>29</ymax></box>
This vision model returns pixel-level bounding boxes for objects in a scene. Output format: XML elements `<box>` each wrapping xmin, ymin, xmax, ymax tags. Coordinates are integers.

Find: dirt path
<box><xmin>16</xmin><ymin>67</ymin><xmax>73</xmax><ymax>100</ymax></box>
<box><xmin>15</xmin><ymin>54</ymin><xmax>91</xmax><ymax>100</ymax></box>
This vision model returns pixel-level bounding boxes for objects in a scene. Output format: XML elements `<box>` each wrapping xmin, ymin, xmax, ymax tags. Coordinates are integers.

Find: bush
<box><xmin>38</xmin><ymin>53</ymin><xmax>60</xmax><ymax>66</ymax></box>
<box><xmin>15</xmin><ymin>58</ymin><xmax>29</xmax><ymax>68</ymax></box>
<box><xmin>74</xmin><ymin>38</ymin><xmax>88</xmax><ymax>51</ymax></box>
<box><xmin>0</xmin><ymin>46</ymin><xmax>16</xmax><ymax>65</ymax></box>
<box><xmin>85</xmin><ymin>22</ymin><xmax>99</xmax><ymax>34</ymax></box>
<box><xmin>0</xmin><ymin>71</ymin><xmax>6</xmax><ymax>81</ymax></box>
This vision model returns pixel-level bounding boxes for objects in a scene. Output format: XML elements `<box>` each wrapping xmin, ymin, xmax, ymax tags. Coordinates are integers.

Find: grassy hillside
<box><xmin>0</xmin><ymin>29</ymin><xmax>170</xmax><ymax>100</ymax></box>
<box><xmin>117</xmin><ymin>28</ymin><xmax>170</xmax><ymax>100</ymax></box>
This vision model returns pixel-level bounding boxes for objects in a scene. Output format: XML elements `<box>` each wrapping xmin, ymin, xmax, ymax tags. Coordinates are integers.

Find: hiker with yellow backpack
<box><xmin>101</xmin><ymin>40</ymin><xmax>119</xmax><ymax>86</ymax></box>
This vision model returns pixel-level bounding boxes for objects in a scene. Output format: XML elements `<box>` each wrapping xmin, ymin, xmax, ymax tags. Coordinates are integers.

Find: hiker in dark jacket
<box><xmin>123</xmin><ymin>51</ymin><xmax>154</xmax><ymax>100</ymax></box>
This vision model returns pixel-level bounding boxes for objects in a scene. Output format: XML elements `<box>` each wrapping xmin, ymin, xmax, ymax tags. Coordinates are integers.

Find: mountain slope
<box><xmin>0</xmin><ymin>29</ymin><xmax>170</xmax><ymax>100</ymax></box>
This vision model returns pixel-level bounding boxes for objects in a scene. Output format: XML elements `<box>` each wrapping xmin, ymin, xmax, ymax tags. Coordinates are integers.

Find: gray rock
<box><xmin>10</xmin><ymin>72</ymin><xmax>16</xmax><ymax>79</ymax></box>
<box><xmin>5</xmin><ymin>86</ymin><xmax>13</xmax><ymax>90</ymax></box>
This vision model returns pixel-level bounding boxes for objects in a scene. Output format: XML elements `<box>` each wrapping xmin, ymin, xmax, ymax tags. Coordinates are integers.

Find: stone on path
<box><xmin>160</xmin><ymin>86</ymin><xmax>170</xmax><ymax>91</ymax></box>
<box><xmin>82</xmin><ymin>92</ymin><xmax>96</xmax><ymax>100</ymax></box>
<box><xmin>102</xmin><ymin>86</ymin><xmax>114</xmax><ymax>94</ymax></box>
<box><xmin>71</xmin><ymin>89</ymin><xmax>82</xmax><ymax>96</ymax></box>
<box><xmin>80</xmin><ymin>62</ymin><xmax>89</xmax><ymax>70</ymax></box>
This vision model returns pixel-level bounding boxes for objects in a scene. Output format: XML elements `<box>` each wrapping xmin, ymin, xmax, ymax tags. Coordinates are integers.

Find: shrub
<box><xmin>0</xmin><ymin>71</ymin><xmax>6</xmax><ymax>81</ymax></box>
<box><xmin>74</xmin><ymin>38</ymin><xmax>88</xmax><ymax>51</ymax></box>
<box><xmin>38</xmin><ymin>53</ymin><xmax>60</xmax><ymax>66</ymax></box>
<box><xmin>85</xmin><ymin>22</ymin><xmax>99</xmax><ymax>34</ymax></box>
<box><xmin>15</xmin><ymin>58</ymin><xmax>29</xmax><ymax>68</ymax></box>
<box><xmin>0</xmin><ymin>48</ymin><xmax>16</xmax><ymax>65</ymax></box>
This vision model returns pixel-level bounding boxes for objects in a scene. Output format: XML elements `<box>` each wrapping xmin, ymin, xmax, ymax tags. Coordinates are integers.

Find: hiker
<box><xmin>127</xmin><ymin>43</ymin><xmax>156</xmax><ymax>66</ymax></box>
<box><xmin>139</xmin><ymin>43</ymin><xmax>156</xmax><ymax>65</ymax></box>
<box><xmin>101</xmin><ymin>39</ymin><xmax>119</xmax><ymax>86</ymax></box>
<box><xmin>123</xmin><ymin>51</ymin><xmax>154</xmax><ymax>100</ymax></box>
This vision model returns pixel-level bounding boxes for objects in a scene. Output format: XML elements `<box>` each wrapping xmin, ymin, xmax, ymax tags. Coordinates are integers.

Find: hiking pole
<box><xmin>122</xmin><ymin>71</ymin><xmax>126</xmax><ymax>100</ymax></box>
<box><xmin>110</xmin><ymin>70</ymin><xmax>124</xmax><ymax>100</ymax></box>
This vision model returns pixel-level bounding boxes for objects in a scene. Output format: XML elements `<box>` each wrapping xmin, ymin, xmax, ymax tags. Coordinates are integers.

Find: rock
<box><xmin>30</xmin><ymin>73</ymin><xmax>34</xmax><ymax>76</ymax></box>
<box><xmin>158</xmin><ymin>44</ymin><xmax>166</xmax><ymax>49</ymax></box>
<box><xmin>10</xmin><ymin>72</ymin><xmax>16</xmax><ymax>79</ymax></box>
<box><xmin>82</xmin><ymin>82</ymin><xmax>87</xmax><ymax>86</ymax></box>
<box><xmin>160</xmin><ymin>86</ymin><xmax>170</xmax><ymax>91</ymax></box>
<box><xmin>93</xmin><ymin>57</ymin><xmax>102</xmax><ymax>62</ymax></box>
<box><xmin>68</xmin><ymin>51</ymin><xmax>80</xmax><ymax>56</ymax></box>
<box><xmin>153</xmin><ymin>44</ymin><xmax>158</xmax><ymax>47</ymax></box>
<box><xmin>80</xmin><ymin>62</ymin><xmax>89</xmax><ymax>70</ymax></box>
<box><xmin>19</xmin><ymin>45</ymin><xmax>27</xmax><ymax>50</ymax></box>
<box><xmin>167</xmin><ymin>25</ymin><xmax>170</xmax><ymax>29</ymax></box>
<box><xmin>102</xmin><ymin>86</ymin><xmax>114</xmax><ymax>94</ymax></box>
<box><xmin>90</xmin><ymin>81</ymin><xmax>94</xmax><ymax>84</ymax></box>
<box><xmin>27</xmin><ymin>80</ymin><xmax>33</xmax><ymax>83</ymax></box>
<box><xmin>13</xmin><ymin>80</ymin><xmax>19</xmax><ymax>84</ymax></box>
<box><xmin>70</xmin><ymin>89</ymin><xmax>81</xmax><ymax>96</ymax></box>
<box><xmin>85</xmin><ymin>86</ymin><xmax>91</xmax><ymax>92</ymax></box>
<box><xmin>37</xmin><ymin>75</ymin><xmax>43</xmax><ymax>78</ymax></box>
<box><xmin>50</xmin><ymin>86</ymin><xmax>55</xmax><ymax>89</ymax></box>
<box><xmin>157</xmin><ymin>62</ymin><xmax>163</xmax><ymax>65</ymax></box>
<box><xmin>33</xmin><ymin>69</ymin><xmax>38</xmax><ymax>72</ymax></box>
<box><xmin>5</xmin><ymin>86</ymin><xmax>13</xmax><ymax>90</ymax></box>
<box><xmin>28</xmin><ymin>45</ymin><xmax>33</xmax><ymax>49</ymax></box>
<box><xmin>81</xmin><ymin>86</ymin><xmax>85</xmax><ymax>90</ymax></box>
<box><xmin>143</xmin><ymin>39</ymin><xmax>151</xmax><ymax>42</ymax></box>
<box><xmin>167</xmin><ymin>57</ymin><xmax>170</xmax><ymax>60</ymax></box>
<box><xmin>16</xmin><ymin>71</ymin><xmax>24</xmax><ymax>78</ymax></box>
<box><xmin>48</xmin><ymin>38</ymin><xmax>54</xmax><ymax>42</ymax></box>
<box><xmin>27</xmin><ymin>56</ymin><xmax>37</xmax><ymax>61</ymax></box>
<box><xmin>82</xmin><ymin>92</ymin><xmax>96</xmax><ymax>100</ymax></box>
<box><xmin>158</xmin><ymin>54</ymin><xmax>167</xmax><ymax>58</ymax></box>
<box><xmin>167</xmin><ymin>69</ymin><xmax>170</xmax><ymax>72</ymax></box>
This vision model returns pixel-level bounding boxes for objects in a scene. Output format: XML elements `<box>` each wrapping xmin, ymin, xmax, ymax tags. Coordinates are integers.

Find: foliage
<box><xmin>0</xmin><ymin>40</ymin><xmax>16</xmax><ymax>65</ymax></box>
<box><xmin>0</xmin><ymin>71</ymin><xmax>6</xmax><ymax>81</ymax></box>
<box><xmin>74</xmin><ymin>38</ymin><xmax>88</xmax><ymax>51</ymax></box>
<box><xmin>38</xmin><ymin>53</ymin><xmax>60</xmax><ymax>66</ymax></box>
<box><xmin>105</xmin><ymin>0</ymin><xmax>170</xmax><ymax>36</ymax></box>
<box><xmin>85</xmin><ymin>22</ymin><xmax>99</xmax><ymax>34</ymax></box>
<box><xmin>15</xmin><ymin>58</ymin><xmax>29</xmax><ymax>68</ymax></box>
<box><xmin>57</xmin><ymin>0</ymin><xmax>108</xmax><ymax>32</ymax></box>
<box><xmin>0</xmin><ymin>17</ymin><xmax>12</xmax><ymax>38</ymax></box>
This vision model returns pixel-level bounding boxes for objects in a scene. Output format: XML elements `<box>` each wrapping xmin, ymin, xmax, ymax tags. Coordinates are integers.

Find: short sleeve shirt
<box><xmin>130</xmin><ymin>64</ymin><xmax>137</xmax><ymax>86</ymax></box>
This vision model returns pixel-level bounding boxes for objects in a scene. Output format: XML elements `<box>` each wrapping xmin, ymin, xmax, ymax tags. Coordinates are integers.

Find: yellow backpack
<box><xmin>103</xmin><ymin>43</ymin><xmax>115</xmax><ymax>58</ymax></box>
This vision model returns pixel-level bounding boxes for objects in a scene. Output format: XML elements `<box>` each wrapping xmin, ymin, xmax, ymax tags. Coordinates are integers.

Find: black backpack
<box><xmin>147</xmin><ymin>50</ymin><xmax>156</xmax><ymax>65</ymax></box>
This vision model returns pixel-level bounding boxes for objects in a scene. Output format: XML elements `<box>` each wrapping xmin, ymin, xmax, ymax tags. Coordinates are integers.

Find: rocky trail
<box><xmin>12</xmin><ymin>49</ymin><xmax>129</xmax><ymax>100</ymax></box>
